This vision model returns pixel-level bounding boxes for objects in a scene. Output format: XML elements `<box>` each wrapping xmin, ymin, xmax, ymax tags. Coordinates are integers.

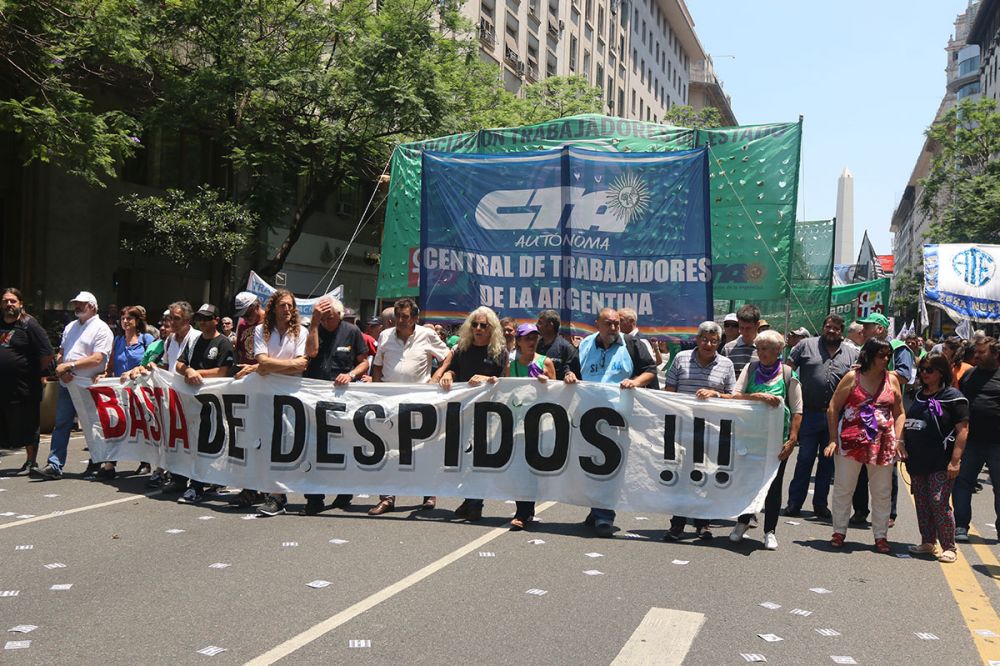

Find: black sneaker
<box><xmin>813</xmin><ymin>506</ymin><xmax>832</xmax><ymax>519</ymax></box>
<box><xmin>178</xmin><ymin>487</ymin><xmax>204</xmax><ymax>504</ymax></box>
<box><xmin>145</xmin><ymin>472</ymin><xmax>165</xmax><ymax>489</ymax></box>
<box><xmin>35</xmin><ymin>464</ymin><xmax>62</xmax><ymax>480</ymax></box>
<box><xmin>330</xmin><ymin>494</ymin><xmax>353</xmax><ymax>509</ymax></box>
<box><xmin>298</xmin><ymin>500</ymin><xmax>326</xmax><ymax>516</ymax></box>
<box><xmin>11</xmin><ymin>462</ymin><xmax>37</xmax><ymax>477</ymax></box>
<box><xmin>594</xmin><ymin>521</ymin><xmax>615</xmax><ymax>538</ymax></box>
<box><xmin>782</xmin><ymin>504</ymin><xmax>802</xmax><ymax>517</ymax></box>
<box><xmin>258</xmin><ymin>496</ymin><xmax>287</xmax><ymax>516</ymax></box>
<box><xmin>135</xmin><ymin>463</ymin><xmax>151</xmax><ymax>476</ymax></box>
<box><xmin>161</xmin><ymin>478</ymin><xmax>186</xmax><ymax>494</ymax></box>
<box><xmin>96</xmin><ymin>467</ymin><xmax>117</xmax><ymax>480</ymax></box>
<box><xmin>662</xmin><ymin>526</ymin><xmax>683</xmax><ymax>541</ymax></box>
<box><xmin>849</xmin><ymin>512</ymin><xmax>869</xmax><ymax>526</ymax></box>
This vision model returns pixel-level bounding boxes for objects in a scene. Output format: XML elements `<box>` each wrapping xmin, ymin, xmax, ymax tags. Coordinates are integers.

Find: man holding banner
<box><xmin>565</xmin><ymin>307</ymin><xmax>656</xmax><ymax>537</ymax></box>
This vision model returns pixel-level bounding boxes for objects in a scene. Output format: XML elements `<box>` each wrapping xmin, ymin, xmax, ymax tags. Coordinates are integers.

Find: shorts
<box><xmin>0</xmin><ymin>400</ymin><xmax>40</xmax><ymax>448</ymax></box>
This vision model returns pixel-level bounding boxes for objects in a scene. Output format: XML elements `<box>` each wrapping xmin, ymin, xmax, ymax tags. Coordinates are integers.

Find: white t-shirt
<box><xmin>60</xmin><ymin>315</ymin><xmax>114</xmax><ymax>386</ymax></box>
<box><xmin>253</xmin><ymin>324</ymin><xmax>307</xmax><ymax>360</ymax></box>
<box><xmin>374</xmin><ymin>325</ymin><xmax>449</xmax><ymax>383</ymax></box>
<box><xmin>165</xmin><ymin>327</ymin><xmax>201</xmax><ymax>373</ymax></box>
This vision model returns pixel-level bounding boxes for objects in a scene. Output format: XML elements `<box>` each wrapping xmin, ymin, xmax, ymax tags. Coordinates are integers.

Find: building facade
<box><xmin>890</xmin><ymin>1</ymin><xmax>981</xmax><ymax>327</ymax></box>
<box><xmin>969</xmin><ymin>0</ymin><xmax>1000</xmax><ymax>101</ymax></box>
<box><xmin>463</xmin><ymin>0</ymin><xmax>735</xmax><ymax>124</ymax></box>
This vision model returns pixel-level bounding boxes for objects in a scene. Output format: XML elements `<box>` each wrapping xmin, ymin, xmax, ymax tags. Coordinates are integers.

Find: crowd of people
<box><xmin>2</xmin><ymin>285</ymin><xmax>998</xmax><ymax>561</ymax></box>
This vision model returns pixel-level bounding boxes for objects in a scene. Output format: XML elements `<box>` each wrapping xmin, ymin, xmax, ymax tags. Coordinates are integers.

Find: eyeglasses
<box><xmin>503</xmin><ymin>329</ymin><xmax>515</xmax><ymax>336</ymax></box>
<box><xmin>470</xmin><ymin>322</ymin><xmax>490</xmax><ymax>330</ymax></box>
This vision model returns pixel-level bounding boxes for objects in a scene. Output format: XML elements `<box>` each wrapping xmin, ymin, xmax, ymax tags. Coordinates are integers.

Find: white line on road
<box><xmin>0</xmin><ymin>491</ymin><xmax>159</xmax><ymax>531</ymax></box>
<box><xmin>611</xmin><ymin>607</ymin><xmax>706</xmax><ymax>666</ymax></box>
<box><xmin>244</xmin><ymin>501</ymin><xmax>559</xmax><ymax>666</ymax></box>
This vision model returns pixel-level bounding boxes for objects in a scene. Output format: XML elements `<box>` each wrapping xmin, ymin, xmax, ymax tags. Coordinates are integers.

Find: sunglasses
<box><xmin>724</xmin><ymin>323</ymin><xmax>739</xmax><ymax>328</ymax></box>
<box><xmin>918</xmin><ymin>367</ymin><xmax>937</xmax><ymax>374</ymax></box>
<box><xmin>470</xmin><ymin>322</ymin><xmax>490</xmax><ymax>330</ymax></box>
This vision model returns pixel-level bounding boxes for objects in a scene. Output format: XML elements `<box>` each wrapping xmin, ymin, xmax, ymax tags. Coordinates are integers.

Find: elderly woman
<box><xmin>727</xmin><ymin>330</ymin><xmax>803</xmax><ymax>550</ymax></box>
<box><xmin>825</xmin><ymin>338</ymin><xmax>905</xmax><ymax>553</ymax></box>
<box><xmin>433</xmin><ymin>306</ymin><xmax>509</xmax><ymax>521</ymax></box>
<box><xmin>904</xmin><ymin>353</ymin><xmax>968</xmax><ymax>563</ymax></box>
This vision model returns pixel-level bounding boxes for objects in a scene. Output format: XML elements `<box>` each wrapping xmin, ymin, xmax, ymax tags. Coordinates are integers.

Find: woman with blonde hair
<box><xmin>433</xmin><ymin>306</ymin><xmax>509</xmax><ymax>521</ymax></box>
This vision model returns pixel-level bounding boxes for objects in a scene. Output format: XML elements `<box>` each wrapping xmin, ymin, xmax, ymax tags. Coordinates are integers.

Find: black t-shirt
<box><xmin>960</xmin><ymin>367</ymin><xmax>1000</xmax><ymax>445</ymax></box>
<box><xmin>0</xmin><ymin>315</ymin><xmax>53</xmax><ymax>402</ymax></box>
<box><xmin>178</xmin><ymin>335</ymin><xmax>235</xmax><ymax>371</ymax></box>
<box><xmin>305</xmin><ymin>321</ymin><xmax>367</xmax><ymax>381</ymax></box>
<box><xmin>903</xmin><ymin>387</ymin><xmax>969</xmax><ymax>475</ymax></box>
<box><xmin>536</xmin><ymin>335</ymin><xmax>580</xmax><ymax>381</ymax></box>
<box><xmin>450</xmin><ymin>345</ymin><xmax>506</xmax><ymax>382</ymax></box>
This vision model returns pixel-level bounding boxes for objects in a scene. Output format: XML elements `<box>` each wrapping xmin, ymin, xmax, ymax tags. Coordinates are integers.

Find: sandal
<box><xmin>908</xmin><ymin>543</ymin><xmax>937</xmax><ymax>554</ymax></box>
<box><xmin>937</xmin><ymin>549</ymin><xmax>957</xmax><ymax>563</ymax></box>
<box><xmin>875</xmin><ymin>538</ymin><xmax>891</xmax><ymax>554</ymax></box>
<box><xmin>830</xmin><ymin>532</ymin><xmax>846</xmax><ymax>548</ymax></box>
<box><xmin>510</xmin><ymin>516</ymin><xmax>533</xmax><ymax>531</ymax></box>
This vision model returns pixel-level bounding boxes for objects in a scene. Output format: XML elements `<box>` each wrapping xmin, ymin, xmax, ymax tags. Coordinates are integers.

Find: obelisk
<box><xmin>834</xmin><ymin>167</ymin><xmax>854</xmax><ymax>264</ymax></box>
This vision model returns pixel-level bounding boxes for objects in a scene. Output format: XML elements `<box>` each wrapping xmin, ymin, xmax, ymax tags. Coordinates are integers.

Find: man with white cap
<box><xmin>36</xmin><ymin>291</ymin><xmax>113</xmax><ymax>480</ymax></box>
<box><xmin>784</xmin><ymin>327</ymin><xmax>810</xmax><ymax>361</ymax></box>
<box><xmin>233</xmin><ymin>291</ymin><xmax>263</xmax><ymax>369</ymax></box>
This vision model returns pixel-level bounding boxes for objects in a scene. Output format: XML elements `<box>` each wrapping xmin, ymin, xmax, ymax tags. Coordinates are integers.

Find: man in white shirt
<box><xmin>36</xmin><ymin>291</ymin><xmax>113</xmax><ymax>480</ymax></box>
<box><xmin>368</xmin><ymin>298</ymin><xmax>449</xmax><ymax>515</ymax></box>
<box><xmin>234</xmin><ymin>289</ymin><xmax>308</xmax><ymax>516</ymax></box>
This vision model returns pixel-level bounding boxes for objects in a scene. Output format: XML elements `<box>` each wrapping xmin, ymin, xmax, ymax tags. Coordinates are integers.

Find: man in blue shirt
<box><xmin>565</xmin><ymin>308</ymin><xmax>656</xmax><ymax>537</ymax></box>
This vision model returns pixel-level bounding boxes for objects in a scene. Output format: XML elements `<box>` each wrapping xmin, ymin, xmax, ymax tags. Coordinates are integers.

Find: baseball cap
<box><xmin>234</xmin><ymin>291</ymin><xmax>258</xmax><ymax>317</ymax></box>
<box><xmin>856</xmin><ymin>313</ymin><xmax>890</xmax><ymax>328</ymax></box>
<box><xmin>194</xmin><ymin>303</ymin><xmax>219</xmax><ymax>319</ymax></box>
<box><xmin>723</xmin><ymin>313</ymin><xmax>738</xmax><ymax>324</ymax></box>
<box><xmin>516</xmin><ymin>323</ymin><xmax>540</xmax><ymax>337</ymax></box>
<box><xmin>343</xmin><ymin>307</ymin><xmax>358</xmax><ymax>321</ymax></box>
<box><xmin>791</xmin><ymin>327</ymin><xmax>810</xmax><ymax>337</ymax></box>
<box><xmin>367</xmin><ymin>317</ymin><xmax>382</xmax><ymax>327</ymax></box>
<box><xmin>70</xmin><ymin>291</ymin><xmax>97</xmax><ymax>308</ymax></box>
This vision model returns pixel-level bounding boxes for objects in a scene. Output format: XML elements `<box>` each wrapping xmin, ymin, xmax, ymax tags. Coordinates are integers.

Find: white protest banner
<box><xmin>924</xmin><ymin>243</ymin><xmax>1000</xmax><ymax>322</ymax></box>
<box><xmin>246</xmin><ymin>271</ymin><xmax>343</xmax><ymax>320</ymax></box>
<box><xmin>69</xmin><ymin>374</ymin><xmax>783</xmax><ymax>518</ymax></box>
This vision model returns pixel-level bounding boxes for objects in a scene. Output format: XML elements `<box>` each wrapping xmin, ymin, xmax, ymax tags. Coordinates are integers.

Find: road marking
<box><xmin>610</xmin><ymin>607</ymin><xmax>705</xmax><ymax>665</ymax></box>
<box><xmin>245</xmin><ymin>501</ymin><xmax>558</xmax><ymax>666</ymax></box>
<box><xmin>898</xmin><ymin>467</ymin><xmax>1000</xmax><ymax>662</ymax></box>
<box><xmin>0</xmin><ymin>491</ymin><xmax>159</xmax><ymax>531</ymax></box>
<box><xmin>968</xmin><ymin>525</ymin><xmax>1000</xmax><ymax>594</ymax></box>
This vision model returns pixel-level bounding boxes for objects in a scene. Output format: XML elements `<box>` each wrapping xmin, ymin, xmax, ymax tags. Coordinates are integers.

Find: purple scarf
<box><xmin>859</xmin><ymin>404</ymin><xmax>879</xmax><ymax>441</ymax></box>
<box><xmin>754</xmin><ymin>360</ymin><xmax>782</xmax><ymax>386</ymax></box>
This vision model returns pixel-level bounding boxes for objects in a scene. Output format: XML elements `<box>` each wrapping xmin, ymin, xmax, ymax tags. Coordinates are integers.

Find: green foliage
<box><xmin>892</xmin><ymin>266</ymin><xmax>922</xmax><ymax>317</ymax></box>
<box><xmin>663</xmin><ymin>105</ymin><xmax>722</xmax><ymax>129</ymax></box>
<box><xmin>0</xmin><ymin>0</ymin><xmax>146</xmax><ymax>185</ymax></box>
<box><xmin>921</xmin><ymin>98</ymin><xmax>1000</xmax><ymax>244</ymax></box>
<box><xmin>119</xmin><ymin>187</ymin><xmax>256</xmax><ymax>266</ymax></box>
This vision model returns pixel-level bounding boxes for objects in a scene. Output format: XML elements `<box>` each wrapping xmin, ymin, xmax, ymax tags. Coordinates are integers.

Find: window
<box><xmin>569</xmin><ymin>34</ymin><xmax>578</xmax><ymax>71</ymax></box>
<box><xmin>597</xmin><ymin>64</ymin><xmax>604</xmax><ymax>90</ymax></box>
<box><xmin>583</xmin><ymin>49</ymin><xmax>591</xmax><ymax>79</ymax></box>
<box><xmin>598</xmin><ymin>6</ymin><xmax>605</xmax><ymax>33</ymax></box>
<box><xmin>585</xmin><ymin>0</ymin><xmax>592</xmax><ymax>22</ymax></box>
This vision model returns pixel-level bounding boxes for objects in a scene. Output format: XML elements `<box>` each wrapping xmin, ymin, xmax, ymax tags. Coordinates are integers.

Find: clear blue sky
<box><xmin>687</xmin><ymin>0</ymin><xmax>971</xmax><ymax>259</ymax></box>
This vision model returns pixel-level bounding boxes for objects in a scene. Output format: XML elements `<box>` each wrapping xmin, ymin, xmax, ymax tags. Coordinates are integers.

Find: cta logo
<box><xmin>953</xmin><ymin>247</ymin><xmax>995</xmax><ymax>287</ymax></box>
<box><xmin>475</xmin><ymin>176</ymin><xmax>650</xmax><ymax>234</ymax></box>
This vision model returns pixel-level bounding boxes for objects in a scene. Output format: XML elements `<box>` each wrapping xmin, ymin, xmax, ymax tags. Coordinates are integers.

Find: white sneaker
<box><xmin>764</xmin><ymin>532</ymin><xmax>778</xmax><ymax>550</ymax></box>
<box><xmin>729</xmin><ymin>522</ymin><xmax>751</xmax><ymax>542</ymax></box>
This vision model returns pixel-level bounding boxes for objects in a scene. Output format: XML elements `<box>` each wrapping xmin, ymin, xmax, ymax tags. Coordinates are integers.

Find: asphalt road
<box><xmin>1</xmin><ymin>434</ymin><xmax>999</xmax><ymax>665</ymax></box>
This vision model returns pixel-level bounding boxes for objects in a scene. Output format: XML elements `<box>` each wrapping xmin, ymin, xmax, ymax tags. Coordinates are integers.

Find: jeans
<box><xmin>48</xmin><ymin>385</ymin><xmax>77</xmax><ymax>472</ymax></box>
<box><xmin>833</xmin><ymin>456</ymin><xmax>894</xmax><ymax>539</ymax></box>
<box><xmin>739</xmin><ymin>458</ymin><xmax>788</xmax><ymax>533</ymax></box>
<box><xmin>786</xmin><ymin>411</ymin><xmax>834</xmax><ymax>510</ymax></box>
<box><xmin>852</xmin><ymin>463</ymin><xmax>899</xmax><ymax>519</ymax></box>
<box><xmin>953</xmin><ymin>441</ymin><xmax>1000</xmax><ymax>532</ymax></box>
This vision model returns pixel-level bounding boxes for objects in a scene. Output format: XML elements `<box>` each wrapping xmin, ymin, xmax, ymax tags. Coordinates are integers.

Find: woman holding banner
<box><xmin>727</xmin><ymin>330</ymin><xmax>802</xmax><ymax>550</ymax></box>
<box><xmin>434</xmin><ymin>306</ymin><xmax>509</xmax><ymax>522</ymax></box>
<box><xmin>825</xmin><ymin>338</ymin><xmax>905</xmax><ymax>553</ymax></box>
<box><xmin>506</xmin><ymin>323</ymin><xmax>556</xmax><ymax>530</ymax></box>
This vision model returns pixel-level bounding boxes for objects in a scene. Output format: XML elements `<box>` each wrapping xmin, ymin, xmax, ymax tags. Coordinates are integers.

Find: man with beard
<box><xmin>36</xmin><ymin>291</ymin><xmax>113</xmax><ymax>480</ymax></box>
<box><xmin>0</xmin><ymin>288</ymin><xmax>53</xmax><ymax>475</ymax></box>
<box><xmin>783</xmin><ymin>314</ymin><xmax>858</xmax><ymax>518</ymax></box>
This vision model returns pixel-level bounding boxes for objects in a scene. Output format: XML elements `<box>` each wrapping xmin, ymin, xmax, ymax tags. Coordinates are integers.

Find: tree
<box><xmin>663</xmin><ymin>104</ymin><xmax>722</xmax><ymax>129</ymax></box>
<box><xmin>921</xmin><ymin>97</ymin><xmax>1000</xmax><ymax>244</ymax></box>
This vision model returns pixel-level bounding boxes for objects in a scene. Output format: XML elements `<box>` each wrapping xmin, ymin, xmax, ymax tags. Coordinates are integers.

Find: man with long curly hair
<box><xmin>236</xmin><ymin>289</ymin><xmax>308</xmax><ymax>516</ymax></box>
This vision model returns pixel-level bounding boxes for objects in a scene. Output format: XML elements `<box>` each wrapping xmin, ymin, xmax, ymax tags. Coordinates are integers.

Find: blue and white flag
<box><xmin>419</xmin><ymin>146</ymin><xmax>712</xmax><ymax>336</ymax></box>
<box><xmin>245</xmin><ymin>271</ymin><xmax>343</xmax><ymax>321</ymax></box>
<box><xmin>924</xmin><ymin>244</ymin><xmax>1000</xmax><ymax>322</ymax></box>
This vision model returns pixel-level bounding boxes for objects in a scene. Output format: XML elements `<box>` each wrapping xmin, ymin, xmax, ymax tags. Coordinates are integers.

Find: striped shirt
<box><xmin>665</xmin><ymin>350</ymin><xmax>736</xmax><ymax>395</ymax></box>
<box><xmin>721</xmin><ymin>336</ymin><xmax>758</xmax><ymax>377</ymax></box>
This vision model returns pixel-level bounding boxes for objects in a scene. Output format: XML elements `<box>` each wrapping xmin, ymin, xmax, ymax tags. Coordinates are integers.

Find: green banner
<box><xmin>830</xmin><ymin>278</ymin><xmax>892</xmax><ymax>320</ymax></box>
<box><xmin>376</xmin><ymin>114</ymin><xmax>802</xmax><ymax>308</ymax></box>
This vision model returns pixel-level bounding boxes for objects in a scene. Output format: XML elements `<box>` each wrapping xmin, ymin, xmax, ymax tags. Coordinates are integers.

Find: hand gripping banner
<box><xmin>70</xmin><ymin>374</ymin><xmax>783</xmax><ymax>518</ymax></box>
<box><xmin>419</xmin><ymin>146</ymin><xmax>712</xmax><ymax>337</ymax></box>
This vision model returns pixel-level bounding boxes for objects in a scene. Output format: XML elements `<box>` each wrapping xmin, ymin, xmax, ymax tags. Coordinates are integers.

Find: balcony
<box><xmin>479</xmin><ymin>19</ymin><xmax>496</xmax><ymax>48</ymax></box>
<box><xmin>505</xmin><ymin>45</ymin><xmax>523</xmax><ymax>72</ymax></box>
<box><xmin>526</xmin><ymin>61</ymin><xmax>539</xmax><ymax>82</ymax></box>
